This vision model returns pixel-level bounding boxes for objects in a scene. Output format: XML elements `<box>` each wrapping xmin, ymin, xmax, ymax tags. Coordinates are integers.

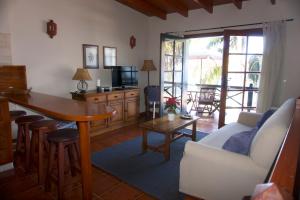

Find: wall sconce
<box><xmin>130</xmin><ymin>35</ymin><xmax>136</xmax><ymax>49</ymax></box>
<box><xmin>47</xmin><ymin>20</ymin><xmax>57</xmax><ymax>38</ymax></box>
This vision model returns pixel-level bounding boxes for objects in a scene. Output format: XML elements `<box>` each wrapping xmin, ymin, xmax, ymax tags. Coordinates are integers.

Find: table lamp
<box><xmin>141</xmin><ymin>60</ymin><xmax>157</xmax><ymax>86</ymax></box>
<box><xmin>72</xmin><ymin>68</ymin><xmax>92</xmax><ymax>93</ymax></box>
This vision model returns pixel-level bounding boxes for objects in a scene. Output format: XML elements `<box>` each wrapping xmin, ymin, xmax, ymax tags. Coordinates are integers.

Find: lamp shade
<box><xmin>141</xmin><ymin>60</ymin><xmax>156</xmax><ymax>71</ymax></box>
<box><xmin>72</xmin><ymin>68</ymin><xmax>92</xmax><ymax>80</ymax></box>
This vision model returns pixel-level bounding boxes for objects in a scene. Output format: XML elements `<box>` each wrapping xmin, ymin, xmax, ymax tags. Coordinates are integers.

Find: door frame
<box><xmin>159</xmin><ymin>33</ymin><xmax>185</xmax><ymax>114</ymax></box>
<box><xmin>218</xmin><ymin>28</ymin><xmax>263</xmax><ymax>127</ymax></box>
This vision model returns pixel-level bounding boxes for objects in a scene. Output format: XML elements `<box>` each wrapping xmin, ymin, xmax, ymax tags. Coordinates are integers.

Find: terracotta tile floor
<box><xmin>0</xmin><ymin>117</ymin><xmax>216</xmax><ymax>200</ymax></box>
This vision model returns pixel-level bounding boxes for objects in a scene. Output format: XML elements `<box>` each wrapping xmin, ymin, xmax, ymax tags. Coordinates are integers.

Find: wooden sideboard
<box><xmin>71</xmin><ymin>88</ymin><xmax>140</xmax><ymax>136</ymax></box>
<box><xmin>0</xmin><ymin>97</ymin><xmax>12</xmax><ymax>165</ymax></box>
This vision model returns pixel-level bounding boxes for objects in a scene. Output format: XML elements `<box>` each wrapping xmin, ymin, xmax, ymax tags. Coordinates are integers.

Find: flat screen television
<box><xmin>111</xmin><ymin>66</ymin><xmax>138</xmax><ymax>88</ymax></box>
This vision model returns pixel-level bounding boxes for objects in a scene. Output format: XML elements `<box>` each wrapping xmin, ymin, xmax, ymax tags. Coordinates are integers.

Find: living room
<box><xmin>0</xmin><ymin>0</ymin><xmax>299</xmax><ymax>200</ymax></box>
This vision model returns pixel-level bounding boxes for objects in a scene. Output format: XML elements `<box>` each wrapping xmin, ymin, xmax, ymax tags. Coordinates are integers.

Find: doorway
<box><xmin>160</xmin><ymin>29</ymin><xmax>264</xmax><ymax>130</ymax></box>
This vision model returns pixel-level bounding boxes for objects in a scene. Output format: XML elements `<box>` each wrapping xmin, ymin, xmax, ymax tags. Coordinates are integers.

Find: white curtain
<box><xmin>257</xmin><ymin>21</ymin><xmax>287</xmax><ymax>112</ymax></box>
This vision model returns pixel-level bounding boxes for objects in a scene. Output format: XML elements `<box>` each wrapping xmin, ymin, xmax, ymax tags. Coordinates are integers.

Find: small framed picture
<box><xmin>103</xmin><ymin>46</ymin><xmax>117</xmax><ymax>69</ymax></box>
<box><xmin>82</xmin><ymin>44</ymin><xmax>99</xmax><ymax>69</ymax></box>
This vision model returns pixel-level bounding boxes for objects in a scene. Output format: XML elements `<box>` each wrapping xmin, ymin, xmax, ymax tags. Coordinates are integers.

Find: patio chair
<box><xmin>196</xmin><ymin>87</ymin><xmax>217</xmax><ymax>115</ymax></box>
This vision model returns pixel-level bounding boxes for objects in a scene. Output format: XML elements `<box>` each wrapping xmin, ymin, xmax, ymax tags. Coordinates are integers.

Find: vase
<box><xmin>167</xmin><ymin>113</ymin><xmax>175</xmax><ymax>121</ymax></box>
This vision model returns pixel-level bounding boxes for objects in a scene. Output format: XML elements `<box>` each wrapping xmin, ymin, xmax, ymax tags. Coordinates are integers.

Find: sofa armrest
<box><xmin>180</xmin><ymin>141</ymin><xmax>267</xmax><ymax>200</ymax></box>
<box><xmin>237</xmin><ymin>112</ymin><xmax>262</xmax><ymax>127</ymax></box>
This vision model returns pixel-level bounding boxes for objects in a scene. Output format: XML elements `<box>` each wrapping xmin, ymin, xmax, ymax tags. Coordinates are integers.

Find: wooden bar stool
<box><xmin>29</xmin><ymin>120</ymin><xmax>58</xmax><ymax>184</ymax></box>
<box><xmin>15</xmin><ymin>115</ymin><xmax>44</xmax><ymax>171</ymax></box>
<box><xmin>45</xmin><ymin>128</ymin><xmax>80</xmax><ymax>200</ymax></box>
<box><xmin>10</xmin><ymin>110</ymin><xmax>26</xmax><ymax>121</ymax></box>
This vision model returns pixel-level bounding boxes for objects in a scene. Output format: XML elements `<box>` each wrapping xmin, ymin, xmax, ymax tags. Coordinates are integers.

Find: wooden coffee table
<box><xmin>139</xmin><ymin>115</ymin><xmax>200</xmax><ymax>161</ymax></box>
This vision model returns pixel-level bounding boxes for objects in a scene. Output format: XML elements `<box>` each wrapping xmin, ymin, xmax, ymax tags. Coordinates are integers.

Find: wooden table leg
<box><xmin>164</xmin><ymin>133</ymin><xmax>171</xmax><ymax>161</ymax></box>
<box><xmin>77</xmin><ymin>121</ymin><xmax>92</xmax><ymax>200</ymax></box>
<box><xmin>192</xmin><ymin>121</ymin><xmax>197</xmax><ymax>141</ymax></box>
<box><xmin>142</xmin><ymin>129</ymin><xmax>148</xmax><ymax>154</ymax></box>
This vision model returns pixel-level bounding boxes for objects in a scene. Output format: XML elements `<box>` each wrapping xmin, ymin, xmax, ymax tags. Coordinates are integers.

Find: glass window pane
<box><xmin>174</xmin><ymin>86</ymin><xmax>182</xmax><ymax>99</ymax></box>
<box><xmin>226</xmin><ymin>90</ymin><xmax>243</xmax><ymax>107</ymax></box>
<box><xmin>228</xmin><ymin>55</ymin><xmax>246</xmax><ymax>72</ymax></box>
<box><xmin>247</xmin><ymin>55</ymin><xmax>262</xmax><ymax>72</ymax></box>
<box><xmin>164</xmin><ymin>55</ymin><xmax>173</xmax><ymax>71</ymax></box>
<box><xmin>227</xmin><ymin>73</ymin><xmax>245</xmax><ymax>88</ymax></box>
<box><xmin>248</xmin><ymin>36</ymin><xmax>264</xmax><ymax>54</ymax></box>
<box><xmin>175</xmin><ymin>41</ymin><xmax>183</xmax><ymax>56</ymax></box>
<box><xmin>163</xmin><ymin>83</ymin><xmax>173</xmax><ymax>98</ymax></box>
<box><xmin>243</xmin><ymin>90</ymin><xmax>258</xmax><ymax>108</ymax></box>
<box><xmin>225</xmin><ymin>108</ymin><xmax>242</xmax><ymax>124</ymax></box>
<box><xmin>229</xmin><ymin>36</ymin><xmax>247</xmax><ymax>54</ymax></box>
<box><xmin>164</xmin><ymin>72</ymin><xmax>173</xmax><ymax>82</ymax></box>
<box><xmin>164</xmin><ymin>40</ymin><xmax>174</xmax><ymax>55</ymax></box>
<box><xmin>174</xmin><ymin>72</ymin><xmax>182</xmax><ymax>83</ymax></box>
<box><xmin>246</xmin><ymin>73</ymin><xmax>260</xmax><ymax>88</ymax></box>
<box><xmin>174</xmin><ymin>57</ymin><xmax>182</xmax><ymax>71</ymax></box>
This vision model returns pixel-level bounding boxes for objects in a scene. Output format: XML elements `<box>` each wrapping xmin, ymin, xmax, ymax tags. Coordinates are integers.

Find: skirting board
<box><xmin>0</xmin><ymin>162</ymin><xmax>14</xmax><ymax>173</ymax></box>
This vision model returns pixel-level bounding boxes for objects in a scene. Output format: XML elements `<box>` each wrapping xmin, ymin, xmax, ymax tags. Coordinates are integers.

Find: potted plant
<box><xmin>165</xmin><ymin>97</ymin><xmax>179</xmax><ymax>121</ymax></box>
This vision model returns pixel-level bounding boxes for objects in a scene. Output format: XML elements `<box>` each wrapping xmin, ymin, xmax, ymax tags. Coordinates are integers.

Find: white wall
<box><xmin>0</xmin><ymin>0</ymin><xmax>148</xmax><ymax>99</ymax></box>
<box><xmin>146</xmin><ymin>0</ymin><xmax>300</xmax><ymax>106</ymax></box>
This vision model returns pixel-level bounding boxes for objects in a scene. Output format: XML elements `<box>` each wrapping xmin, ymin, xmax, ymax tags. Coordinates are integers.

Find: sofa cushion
<box><xmin>222</xmin><ymin>127</ymin><xmax>258</xmax><ymax>155</ymax></box>
<box><xmin>256</xmin><ymin>109</ymin><xmax>276</xmax><ymax>129</ymax></box>
<box><xmin>199</xmin><ymin>122</ymin><xmax>253</xmax><ymax>148</ymax></box>
<box><xmin>250</xmin><ymin>98</ymin><xmax>295</xmax><ymax>169</ymax></box>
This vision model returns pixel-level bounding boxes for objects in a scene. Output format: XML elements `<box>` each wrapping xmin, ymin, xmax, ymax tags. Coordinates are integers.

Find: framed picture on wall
<box><xmin>82</xmin><ymin>44</ymin><xmax>99</xmax><ymax>69</ymax></box>
<box><xmin>103</xmin><ymin>46</ymin><xmax>117</xmax><ymax>69</ymax></box>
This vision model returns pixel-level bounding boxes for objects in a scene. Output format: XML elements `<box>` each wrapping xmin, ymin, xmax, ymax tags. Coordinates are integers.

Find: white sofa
<box><xmin>179</xmin><ymin>98</ymin><xmax>295</xmax><ymax>200</ymax></box>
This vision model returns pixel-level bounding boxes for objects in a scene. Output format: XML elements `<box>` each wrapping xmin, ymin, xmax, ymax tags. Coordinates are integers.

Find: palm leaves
<box><xmin>248</xmin><ymin>56</ymin><xmax>261</xmax><ymax>87</ymax></box>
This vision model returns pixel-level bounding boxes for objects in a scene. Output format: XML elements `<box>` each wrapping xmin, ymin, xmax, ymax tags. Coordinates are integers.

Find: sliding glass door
<box><xmin>219</xmin><ymin>29</ymin><xmax>263</xmax><ymax>127</ymax></box>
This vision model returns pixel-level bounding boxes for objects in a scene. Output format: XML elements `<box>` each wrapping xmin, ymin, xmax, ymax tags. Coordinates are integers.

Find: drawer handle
<box><xmin>114</xmin><ymin>96</ymin><xmax>118</xmax><ymax>98</ymax></box>
<box><xmin>94</xmin><ymin>98</ymin><xmax>99</xmax><ymax>101</ymax></box>
<box><xmin>130</xmin><ymin>93</ymin><xmax>134</xmax><ymax>96</ymax></box>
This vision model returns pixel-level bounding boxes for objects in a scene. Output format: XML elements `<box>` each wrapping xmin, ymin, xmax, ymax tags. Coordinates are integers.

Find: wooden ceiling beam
<box><xmin>232</xmin><ymin>0</ymin><xmax>242</xmax><ymax>9</ymax></box>
<box><xmin>192</xmin><ymin>0</ymin><xmax>213</xmax><ymax>14</ymax></box>
<box><xmin>116</xmin><ymin>0</ymin><xmax>167</xmax><ymax>20</ymax></box>
<box><xmin>164</xmin><ymin>0</ymin><xmax>189</xmax><ymax>17</ymax></box>
<box><xmin>271</xmin><ymin>0</ymin><xmax>276</xmax><ymax>4</ymax></box>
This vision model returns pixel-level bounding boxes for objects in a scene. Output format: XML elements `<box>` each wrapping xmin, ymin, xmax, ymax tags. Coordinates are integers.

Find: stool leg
<box><xmin>25</xmin><ymin>123</ymin><xmax>31</xmax><ymax>171</ymax></box>
<box><xmin>74</xmin><ymin>142</ymin><xmax>81</xmax><ymax>168</ymax></box>
<box><xmin>30</xmin><ymin>129</ymin><xmax>37</xmax><ymax>170</ymax></box>
<box><xmin>45</xmin><ymin>143</ymin><xmax>56</xmax><ymax>192</ymax></box>
<box><xmin>16</xmin><ymin>124</ymin><xmax>24</xmax><ymax>153</ymax></box>
<box><xmin>57</xmin><ymin>143</ymin><xmax>65</xmax><ymax>200</ymax></box>
<box><xmin>67</xmin><ymin>144</ymin><xmax>76</xmax><ymax>177</ymax></box>
<box><xmin>38</xmin><ymin>129</ymin><xmax>45</xmax><ymax>184</ymax></box>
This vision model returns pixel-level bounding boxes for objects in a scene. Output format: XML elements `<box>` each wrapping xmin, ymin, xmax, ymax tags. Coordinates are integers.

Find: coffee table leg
<box><xmin>192</xmin><ymin>121</ymin><xmax>197</xmax><ymax>141</ymax></box>
<box><xmin>142</xmin><ymin>129</ymin><xmax>148</xmax><ymax>154</ymax></box>
<box><xmin>164</xmin><ymin>133</ymin><xmax>171</xmax><ymax>161</ymax></box>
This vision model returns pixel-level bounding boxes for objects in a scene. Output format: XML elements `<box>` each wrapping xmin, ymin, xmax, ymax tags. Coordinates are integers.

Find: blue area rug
<box><xmin>91</xmin><ymin>129</ymin><xmax>208</xmax><ymax>200</ymax></box>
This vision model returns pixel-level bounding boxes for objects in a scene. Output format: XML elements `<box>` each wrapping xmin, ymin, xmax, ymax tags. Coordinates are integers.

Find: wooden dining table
<box><xmin>2</xmin><ymin>91</ymin><xmax>114</xmax><ymax>200</ymax></box>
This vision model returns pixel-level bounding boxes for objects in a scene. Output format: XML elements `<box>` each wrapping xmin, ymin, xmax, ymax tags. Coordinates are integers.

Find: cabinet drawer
<box><xmin>125</xmin><ymin>91</ymin><xmax>139</xmax><ymax>98</ymax></box>
<box><xmin>86</xmin><ymin>95</ymin><xmax>106</xmax><ymax>103</ymax></box>
<box><xmin>107</xmin><ymin>93</ymin><xmax>124</xmax><ymax>101</ymax></box>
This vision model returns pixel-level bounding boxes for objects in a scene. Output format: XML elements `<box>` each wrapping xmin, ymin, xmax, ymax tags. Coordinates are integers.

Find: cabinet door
<box><xmin>90</xmin><ymin>103</ymin><xmax>107</xmax><ymax>128</ymax></box>
<box><xmin>108</xmin><ymin>100</ymin><xmax>124</xmax><ymax>124</ymax></box>
<box><xmin>125</xmin><ymin>98</ymin><xmax>139</xmax><ymax>121</ymax></box>
<box><xmin>86</xmin><ymin>97</ymin><xmax>107</xmax><ymax>129</ymax></box>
